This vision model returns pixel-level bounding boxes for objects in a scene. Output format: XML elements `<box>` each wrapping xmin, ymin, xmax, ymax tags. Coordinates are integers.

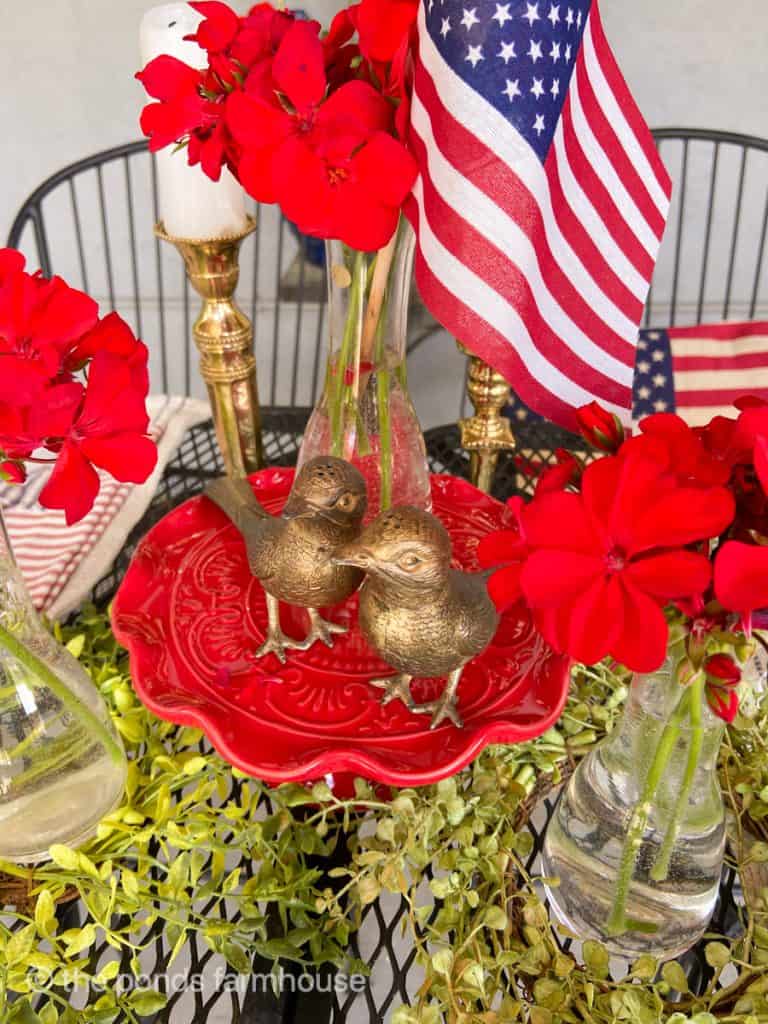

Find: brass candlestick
<box><xmin>155</xmin><ymin>218</ymin><xmax>263</xmax><ymax>477</ymax></box>
<box><xmin>457</xmin><ymin>345</ymin><xmax>516</xmax><ymax>493</ymax></box>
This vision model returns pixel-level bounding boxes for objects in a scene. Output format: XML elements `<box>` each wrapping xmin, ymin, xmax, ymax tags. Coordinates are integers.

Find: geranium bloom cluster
<box><xmin>0</xmin><ymin>249</ymin><xmax>157</xmax><ymax>525</ymax></box>
<box><xmin>478</xmin><ymin>400</ymin><xmax>768</xmax><ymax>722</ymax></box>
<box><xmin>137</xmin><ymin>0</ymin><xmax>419</xmax><ymax>250</ymax></box>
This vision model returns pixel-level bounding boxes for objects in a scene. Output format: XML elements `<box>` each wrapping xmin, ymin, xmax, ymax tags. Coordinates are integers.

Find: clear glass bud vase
<box><xmin>542</xmin><ymin>657</ymin><xmax>726</xmax><ymax>960</ymax></box>
<box><xmin>0</xmin><ymin>512</ymin><xmax>126</xmax><ymax>864</ymax></box>
<box><xmin>297</xmin><ymin>216</ymin><xmax>431</xmax><ymax>518</ymax></box>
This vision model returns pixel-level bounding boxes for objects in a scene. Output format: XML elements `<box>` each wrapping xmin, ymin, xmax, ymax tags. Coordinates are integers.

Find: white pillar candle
<box><xmin>140</xmin><ymin>3</ymin><xmax>249</xmax><ymax>239</ymax></box>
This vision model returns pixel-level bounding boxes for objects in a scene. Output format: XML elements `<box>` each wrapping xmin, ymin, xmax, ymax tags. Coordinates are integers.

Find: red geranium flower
<box><xmin>186</xmin><ymin>1</ymin><xmax>241</xmax><ymax>54</ymax></box>
<box><xmin>626</xmin><ymin>412</ymin><xmax>734</xmax><ymax>487</ymax></box>
<box><xmin>36</xmin><ymin>353</ymin><xmax>157</xmax><ymax>525</ymax></box>
<box><xmin>137</xmin><ymin>56</ymin><xmax>208</xmax><ymax>152</ymax></box>
<box><xmin>518</xmin><ymin>450</ymin><xmax>735</xmax><ymax>671</ymax></box>
<box><xmin>228</xmin><ymin>20</ymin><xmax>417</xmax><ymax>249</ymax></box>
<box><xmin>0</xmin><ymin>269</ymin><xmax>98</xmax><ymax>404</ymax></box>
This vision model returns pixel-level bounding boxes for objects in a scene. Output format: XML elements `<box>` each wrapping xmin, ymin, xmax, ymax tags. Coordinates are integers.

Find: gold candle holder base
<box><xmin>457</xmin><ymin>345</ymin><xmax>516</xmax><ymax>494</ymax></box>
<box><xmin>155</xmin><ymin>217</ymin><xmax>264</xmax><ymax>478</ymax></box>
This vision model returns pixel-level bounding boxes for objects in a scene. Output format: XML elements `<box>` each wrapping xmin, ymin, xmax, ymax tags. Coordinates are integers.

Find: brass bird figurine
<box><xmin>334</xmin><ymin>506</ymin><xmax>499</xmax><ymax>728</ymax></box>
<box><xmin>205</xmin><ymin>457</ymin><xmax>367</xmax><ymax>662</ymax></box>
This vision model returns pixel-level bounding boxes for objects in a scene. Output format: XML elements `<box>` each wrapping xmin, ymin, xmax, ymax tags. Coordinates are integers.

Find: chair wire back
<box><xmin>647</xmin><ymin>128</ymin><xmax>768</xmax><ymax>327</ymax></box>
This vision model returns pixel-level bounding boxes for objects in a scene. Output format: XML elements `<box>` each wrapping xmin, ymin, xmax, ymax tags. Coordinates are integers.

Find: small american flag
<box><xmin>633</xmin><ymin>322</ymin><xmax>768</xmax><ymax>425</ymax></box>
<box><xmin>406</xmin><ymin>0</ymin><xmax>672</xmax><ymax>430</ymax></box>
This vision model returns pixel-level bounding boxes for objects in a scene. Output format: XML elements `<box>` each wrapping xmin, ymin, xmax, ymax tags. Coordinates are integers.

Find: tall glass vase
<box><xmin>297</xmin><ymin>216</ymin><xmax>431</xmax><ymax>518</ymax></box>
<box><xmin>542</xmin><ymin>657</ymin><xmax>726</xmax><ymax>960</ymax></box>
<box><xmin>0</xmin><ymin>511</ymin><xmax>126</xmax><ymax>864</ymax></box>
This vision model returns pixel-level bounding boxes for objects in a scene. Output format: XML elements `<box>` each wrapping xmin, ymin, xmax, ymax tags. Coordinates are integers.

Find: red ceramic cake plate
<box><xmin>112</xmin><ymin>471</ymin><xmax>570</xmax><ymax>789</ymax></box>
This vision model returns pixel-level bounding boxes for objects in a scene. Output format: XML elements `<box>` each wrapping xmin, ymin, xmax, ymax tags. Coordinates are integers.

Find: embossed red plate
<box><xmin>112</xmin><ymin>471</ymin><xmax>570</xmax><ymax>788</ymax></box>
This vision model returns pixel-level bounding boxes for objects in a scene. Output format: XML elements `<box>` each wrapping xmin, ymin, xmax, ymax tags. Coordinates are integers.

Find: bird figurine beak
<box><xmin>332</xmin><ymin>543</ymin><xmax>374</xmax><ymax>570</ymax></box>
<box><xmin>281</xmin><ymin>493</ymin><xmax>316</xmax><ymax>520</ymax></box>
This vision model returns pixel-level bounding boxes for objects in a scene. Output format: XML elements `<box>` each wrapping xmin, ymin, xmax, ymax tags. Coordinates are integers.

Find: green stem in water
<box><xmin>605</xmin><ymin>686</ymin><xmax>693</xmax><ymax>937</ymax></box>
<box><xmin>650</xmin><ymin>675</ymin><xmax>705</xmax><ymax>883</ymax></box>
<box><xmin>330</xmin><ymin>251</ymin><xmax>364</xmax><ymax>458</ymax></box>
<box><xmin>0</xmin><ymin>622</ymin><xmax>124</xmax><ymax>768</ymax></box>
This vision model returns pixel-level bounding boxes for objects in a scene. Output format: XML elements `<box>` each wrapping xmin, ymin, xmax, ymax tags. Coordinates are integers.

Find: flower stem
<box><xmin>650</xmin><ymin>675</ymin><xmax>705</xmax><ymax>882</ymax></box>
<box><xmin>330</xmin><ymin>251</ymin><xmax>364</xmax><ymax>458</ymax></box>
<box><xmin>605</xmin><ymin>686</ymin><xmax>692</xmax><ymax>937</ymax></box>
<box><xmin>0</xmin><ymin>622</ymin><xmax>124</xmax><ymax>768</ymax></box>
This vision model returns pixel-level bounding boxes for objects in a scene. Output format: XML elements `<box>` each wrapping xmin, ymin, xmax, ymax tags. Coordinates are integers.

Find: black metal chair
<box><xmin>647</xmin><ymin>128</ymin><xmax>768</xmax><ymax>326</ymax></box>
<box><xmin>6</xmin><ymin>140</ymin><xmax>445</xmax><ymax>419</ymax></box>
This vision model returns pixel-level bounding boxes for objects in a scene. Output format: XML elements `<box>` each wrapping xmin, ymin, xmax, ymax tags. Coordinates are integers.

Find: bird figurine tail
<box><xmin>205</xmin><ymin>477</ymin><xmax>268</xmax><ymax>533</ymax></box>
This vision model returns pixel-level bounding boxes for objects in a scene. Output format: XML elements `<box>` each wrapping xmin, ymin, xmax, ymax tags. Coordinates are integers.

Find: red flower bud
<box><xmin>0</xmin><ymin>460</ymin><xmax>26</xmax><ymax>484</ymax></box>
<box><xmin>575</xmin><ymin>401</ymin><xmax>625</xmax><ymax>453</ymax></box>
<box><xmin>705</xmin><ymin>685</ymin><xmax>739</xmax><ymax>723</ymax></box>
<box><xmin>704</xmin><ymin>653</ymin><xmax>741</xmax><ymax>688</ymax></box>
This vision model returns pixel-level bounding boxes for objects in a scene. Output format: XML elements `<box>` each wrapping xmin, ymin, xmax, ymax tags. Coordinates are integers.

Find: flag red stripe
<box><xmin>410</xmin><ymin>127</ymin><xmax>634</xmax><ymax>403</ymax></box>
<box><xmin>557</xmin><ymin>91</ymin><xmax>655</xmax><ymax>280</ymax></box>
<box><xmin>669</xmin><ymin>321</ymin><xmax>768</xmax><ymax>341</ymax></box>
<box><xmin>676</xmin><ymin>387</ymin><xmax>768</xmax><ymax>407</ymax></box>
<box><xmin>674</xmin><ymin>352</ymin><xmax>768</xmax><ymax>372</ymax></box>
<box><xmin>573</xmin><ymin>56</ymin><xmax>666</xmax><ymax>241</ymax></box>
<box><xmin>407</xmin><ymin>203</ymin><xmax>579</xmax><ymax>430</ymax></box>
<box><xmin>412</xmin><ymin>58</ymin><xmax>644</xmax><ymax>329</ymax></box>
<box><xmin>588</xmin><ymin>6</ymin><xmax>670</xmax><ymax>196</ymax></box>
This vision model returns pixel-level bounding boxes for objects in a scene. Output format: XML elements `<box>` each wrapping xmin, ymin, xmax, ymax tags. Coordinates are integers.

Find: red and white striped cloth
<box><xmin>1</xmin><ymin>396</ymin><xmax>210</xmax><ymax>619</ymax></box>
<box><xmin>406</xmin><ymin>0</ymin><xmax>672</xmax><ymax>430</ymax></box>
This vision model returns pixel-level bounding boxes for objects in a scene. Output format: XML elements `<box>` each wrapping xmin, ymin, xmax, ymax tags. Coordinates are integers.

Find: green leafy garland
<box><xmin>1</xmin><ymin>607</ymin><xmax>768</xmax><ymax>1024</ymax></box>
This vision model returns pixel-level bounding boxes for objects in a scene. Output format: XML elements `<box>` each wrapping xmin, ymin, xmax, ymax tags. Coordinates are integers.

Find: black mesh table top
<box><xmin>64</xmin><ymin>413</ymin><xmax>740</xmax><ymax>1023</ymax></box>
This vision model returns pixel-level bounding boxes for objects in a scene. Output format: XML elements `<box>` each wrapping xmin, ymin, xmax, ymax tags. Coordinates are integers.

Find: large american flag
<box><xmin>406</xmin><ymin>0</ymin><xmax>673</xmax><ymax>430</ymax></box>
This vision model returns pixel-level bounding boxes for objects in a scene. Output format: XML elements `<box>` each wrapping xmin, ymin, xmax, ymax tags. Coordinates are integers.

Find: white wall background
<box><xmin>1</xmin><ymin>0</ymin><xmax>767</xmax><ymax>419</ymax></box>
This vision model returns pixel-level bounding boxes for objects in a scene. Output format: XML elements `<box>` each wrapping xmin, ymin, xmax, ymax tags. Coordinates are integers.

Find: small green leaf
<box><xmin>483</xmin><ymin>906</ymin><xmax>508</xmax><ymax>931</ymax></box>
<box><xmin>582</xmin><ymin>939</ymin><xmax>609</xmax><ymax>979</ymax></box>
<box><xmin>34</xmin><ymin>891</ymin><xmax>56</xmax><ymax>938</ymax></box>
<box><xmin>128</xmin><ymin>990</ymin><xmax>168</xmax><ymax>1016</ymax></box>
<box><xmin>661</xmin><ymin>960</ymin><xmax>689</xmax><ymax>993</ymax></box>
<box><xmin>431</xmin><ymin>948</ymin><xmax>453</xmax><ymax>976</ymax></box>
<box><xmin>48</xmin><ymin>845</ymin><xmax>80</xmax><ymax>871</ymax></box>
<box><xmin>705</xmin><ymin>942</ymin><xmax>731</xmax><ymax>969</ymax></box>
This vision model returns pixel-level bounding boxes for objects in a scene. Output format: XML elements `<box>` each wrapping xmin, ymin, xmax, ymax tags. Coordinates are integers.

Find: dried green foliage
<box><xmin>1</xmin><ymin>609</ymin><xmax>768</xmax><ymax>1023</ymax></box>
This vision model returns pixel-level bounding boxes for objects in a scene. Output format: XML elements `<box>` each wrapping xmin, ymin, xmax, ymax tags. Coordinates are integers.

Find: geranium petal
<box><xmin>38</xmin><ymin>442</ymin><xmax>100</xmax><ymax>525</ymax></box>
<box><xmin>352</xmin><ymin>132</ymin><xmax>418</xmax><ymax>210</ymax></box>
<box><xmin>522</xmin><ymin>491</ymin><xmax>597</xmax><ymax>553</ymax></box>
<box><xmin>715</xmin><ymin>541</ymin><xmax>768</xmax><ymax>614</ymax></box>
<box><xmin>274</xmin><ymin>138</ymin><xmax>333</xmax><ymax>237</ymax></box>
<box><xmin>0</xmin><ymin>249</ymin><xmax>25</xmax><ymax>284</ymax></box>
<box><xmin>188</xmin><ymin>1</ymin><xmax>240</xmax><ymax>53</ymax></box>
<box><xmin>329</xmin><ymin>182</ymin><xmax>400</xmax><ymax>251</ymax></box>
<box><xmin>317</xmin><ymin>80</ymin><xmax>393</xmax><ymax>142</ymax></box>
<box><xmin>520</xmin><ymin>549</ymin><xmax>602</xmax><ymax>607</ymax></box>
<box><xmin>136</xmin><ymin>55</ymin><xmax>202</xmax><ymax>101</ymax></box>
<box><xmin>28</xmin><ymin>382</ymin><xmax>84</xmax><ymax>440</ymax></box>
<box><xmin>610</xmin><ymin>580</ymin><xmax>669</xmax><ymax>673</ymax></box>
<box><xmin>79</xmin><ymin>434</ymin><xmax>158</xmax><ymax>484</ymax></box>
<box><xmin>476</xmin><ymin>529</ymin><xmax>526</xmax><ymax>567</ymax></box>
<box><xmin>624</xmin><ymin>550</ymin><xmax>712</xmax><ymax>600</ymax></box>
<box><xmin>272</xmin><ymin>21</ymin><xmax>326</xmax><ymax>111</ymax></box>
<box><xmin>226</xmin><ymin>91</ymin><xmax>291</xmax><ymax>148</ymax></box>
<box><xmin>487</xmin><ymin>565</ymin><xmax>523</xmax><ymax>613</ymax></box>
<box><xmin>628</xmin><ymin>486</ymin><xmax>735</xmax><ymax>555</ymax></box>
<box><xmin>565</xmin><ymin>575</ymin><xmax>623</xmax><ymax>666</ymax></box>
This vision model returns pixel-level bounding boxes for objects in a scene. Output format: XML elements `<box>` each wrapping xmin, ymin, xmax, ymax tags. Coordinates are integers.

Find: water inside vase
<box><xmin>542</xmin><ymin>672</ymin><xmax>726</xmax><ymax>960</ymax></box>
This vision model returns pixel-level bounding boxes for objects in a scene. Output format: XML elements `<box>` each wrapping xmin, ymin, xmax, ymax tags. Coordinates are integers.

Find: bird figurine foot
<box><xmin>369</xmin><ymin>674</ymin><xmax>414</xmax><ymax>708</ymax></box>
<box><xmin>411</xmin><ymin>668</ymin><xmax>465</xmax><ymax>729</ymax></box>
<box><xmin>302</xmin><ymin>608</ymin><xmax>348</xmax><ymax>650</ymax></box>
<box><xmin>256</xmin><ymin>594</ymin><xmax>307</xmax><ymax>664</ymax></box>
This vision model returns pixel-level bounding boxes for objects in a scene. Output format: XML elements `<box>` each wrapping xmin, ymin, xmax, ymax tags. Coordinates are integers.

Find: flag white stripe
<box><xmin>412</xmin><ymin>177</ymin><xmax>632</xmax><ymax>421</ymax></box>
<box><xmin>550</xmin><ymin>120</ymin><xmax>649</xmax><ymax>300</ymax></box>
<box><xmin>582</xmin><ymin>17</ymin><xmax>671</xmax><ymax>217</ymax></box>
<box><xmin>671</xmin><ymin>337</ymin><xmax>768</xmax><ymax>358</ymax></box>
<box><xmin>675</xmin><ymin>406</ymin><xmax>746</xmax><ymax>426</ymax></box>
<box><xmin>568</xmin><ymin>67</ymin><xmax>659</xmax><ymax>257</ymax></box>
<box><xmin>411</xmin><ymin>95</ymin><xmax>635</xmax><ymax>380</ymax></box>
<box><xmin>674</xmin><ymin>367</ymin><xmax>768</xmax><ymax>391</ymax></box>
<box><xmin>416</xmin><ymin>5</ymin><xmax>648</xmax><ymax>311</ymax></box>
